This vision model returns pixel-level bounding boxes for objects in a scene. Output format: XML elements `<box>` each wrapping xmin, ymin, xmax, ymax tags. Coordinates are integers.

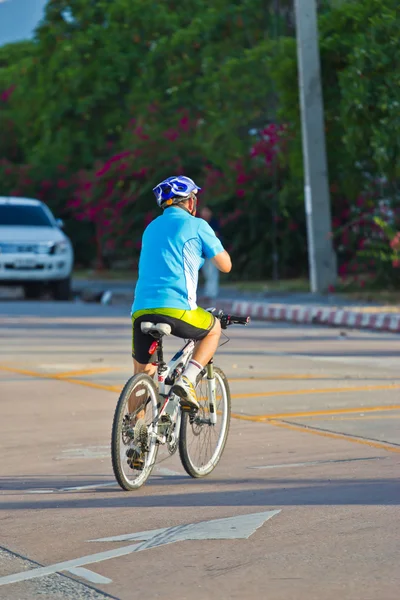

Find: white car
<box><xmin>0</xmin><ymin>197</ymin><xmax>74</xmax><ymax>300</ymax></box>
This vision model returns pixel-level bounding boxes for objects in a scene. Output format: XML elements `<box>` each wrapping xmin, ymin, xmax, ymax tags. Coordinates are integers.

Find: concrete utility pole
<box><xmin>294</xmin><ymin>0</ymin><xmax>337</xmax><ymax>293</ymax></box>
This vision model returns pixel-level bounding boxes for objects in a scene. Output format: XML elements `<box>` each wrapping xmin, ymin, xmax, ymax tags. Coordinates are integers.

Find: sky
<box><xmin>0</xmin><ymin>0</ymin><xmax>47</xmax><ymax>46</ymax></box>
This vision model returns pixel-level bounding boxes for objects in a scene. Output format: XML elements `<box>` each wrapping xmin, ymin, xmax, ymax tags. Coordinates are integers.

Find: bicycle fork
<box><xmin>207</xmin><ymin>362</ymin><xmax>217</xmax><ymax>425</ymax></box>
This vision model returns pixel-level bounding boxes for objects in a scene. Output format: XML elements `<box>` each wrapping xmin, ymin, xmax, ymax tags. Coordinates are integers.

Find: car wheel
<box><xmin>24</xmin><ymin>283</ymin><xmax>43</xmax><ymax>300</ymax></box>
<box><xmin>52</xmin><ymin>277</ymin><xmax>71</xmax><ymax>301</ymax></box>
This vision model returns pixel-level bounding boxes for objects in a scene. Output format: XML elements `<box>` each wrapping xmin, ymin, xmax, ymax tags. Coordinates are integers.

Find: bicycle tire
<box><xmin>179</xmin><ymin>366</ymin><xmax>231</xmax><ymax>478</ymax></box>
<box><xmin>111</xmin><ymin>373</ymin><xmax>159</xmax><ymax>491</ymax></box>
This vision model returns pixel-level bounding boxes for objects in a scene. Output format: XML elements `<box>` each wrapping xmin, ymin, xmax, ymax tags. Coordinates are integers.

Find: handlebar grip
<box><xmin>228</xmin><ymin>314</ymin><xmax>250</xmax><ymax>325</ymax></box>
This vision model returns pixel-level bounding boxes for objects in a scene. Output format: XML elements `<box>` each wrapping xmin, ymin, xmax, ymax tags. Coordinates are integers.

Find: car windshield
<box><xmin>0</xmin><ymin>204</ymin><xmax>54</xmax><ymax>227</ymax></box>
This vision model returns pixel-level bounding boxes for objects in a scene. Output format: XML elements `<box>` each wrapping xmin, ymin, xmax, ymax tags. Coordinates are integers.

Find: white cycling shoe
<box><xmin>171</xmin><ymin>375</ymin><xmax>200</xmax><ymax>412</ymax></box>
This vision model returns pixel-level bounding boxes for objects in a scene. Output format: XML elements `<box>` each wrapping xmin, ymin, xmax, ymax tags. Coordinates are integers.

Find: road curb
<box><xmin>77</xmin><ymin>288</ymin><xmax>400</xmax><ymax>334</ymax></box>
<box><xmin>222</xmin><ymin>300</ymin><xmax>400</xmax><ymax>333</ymax></box>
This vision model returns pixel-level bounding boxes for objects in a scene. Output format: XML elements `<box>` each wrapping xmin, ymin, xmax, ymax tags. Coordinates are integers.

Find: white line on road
<box><xmin>248</xmin><ymin>457</ymin><xmax>385</xmax><ymax>470</ymax></box>
<box><xmin>26</xmin><ymin>469</ymin><xmax>181</xmax><ymax>493</ymax></box>
<box><xmin>62</xmin><ymin>482</ymin><xmax>116</xmax><ymax>492</ymax></box>
<box><xmin>67</xmin><ymin>567</ymin><xmax>112</xmax><ymax>585</ymax></box>
<box><xmin>24</xmin><ymin>481</ymin><xmax>117</xmax><ymax>494</ymax></box>
<box><xmin>153</xmin><ymin>467</ymin><xmax>181</xmax><ymax>476</ymax></box>
<box><xmin>57</xmin><ymin>446</ymin><xmax>110</xmax><ymax>460</ymax></box>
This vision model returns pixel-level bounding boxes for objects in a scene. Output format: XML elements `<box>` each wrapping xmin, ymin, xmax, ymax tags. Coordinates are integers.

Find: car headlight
<box><xmin>52</xmin><ymin>241</ymin><xmax>69</xmax><ymax>255</ymax></box>
<box><xmin>37</xmin><ymin>243</ymin><xmax>53</xmax><ymax>254</ymax></box>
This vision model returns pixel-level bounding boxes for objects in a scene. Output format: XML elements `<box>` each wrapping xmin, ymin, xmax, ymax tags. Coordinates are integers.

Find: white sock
<box><xmin>183</xmin><ymin>359</ymin><xmax>203</xmax><ymax>385</ymax></box>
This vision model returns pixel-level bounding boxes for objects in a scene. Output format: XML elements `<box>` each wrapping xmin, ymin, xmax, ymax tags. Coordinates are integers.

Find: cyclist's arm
<box><xmin>212</xmin><ymin>250</ymin><xmax>232</xmax><ymax>273</ymax></box>
<box><xmin>198</xmin><ymin>218</ymin><xmax>232</xmax><ymax>272</ymax></box>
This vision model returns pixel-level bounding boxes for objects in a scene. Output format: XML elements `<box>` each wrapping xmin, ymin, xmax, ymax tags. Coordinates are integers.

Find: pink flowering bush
<box><xmin>332</xmin><ymin>182</ymin><xmax>400</xmax><ymax>288</ymax></box>
<box><xmin>68</xmin><ymin>113</ymin><xmax>302</xmax><ymax>278</ymax></box>
<box><xmin>69</xmin><ymin>109</ymin><xmax>205</xmax><ymax>269</ymax></box>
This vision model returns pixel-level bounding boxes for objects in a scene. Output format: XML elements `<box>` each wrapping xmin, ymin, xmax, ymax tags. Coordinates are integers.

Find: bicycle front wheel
<box><xmin>111</xmin><ymin>373</ymin><xmax>159</xmax><ymax>491</ymax></box>
<box><xmin>179</xmin><ymin>366</ymin><xmax>231</xmax><ymax>478</ymax></box>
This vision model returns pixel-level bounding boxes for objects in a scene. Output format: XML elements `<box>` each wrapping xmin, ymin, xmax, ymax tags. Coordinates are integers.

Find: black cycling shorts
<box><xmin>131</xmin><ymin>307</ymin><xmax>215</xmax><ymax>364</ymax></box>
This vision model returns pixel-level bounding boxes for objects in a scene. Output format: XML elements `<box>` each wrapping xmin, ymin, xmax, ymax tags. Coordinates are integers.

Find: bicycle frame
<box><xmin>148</xmin><ymin>337</ymin><xmax>218</xmax><ymax>446</ymax></box>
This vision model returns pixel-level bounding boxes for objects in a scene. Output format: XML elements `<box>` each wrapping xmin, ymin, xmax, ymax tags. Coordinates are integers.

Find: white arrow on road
<box><xmin>0</xmin><ymin>510</ymin><xmax>280</xmax><ymax>587</ymax></box>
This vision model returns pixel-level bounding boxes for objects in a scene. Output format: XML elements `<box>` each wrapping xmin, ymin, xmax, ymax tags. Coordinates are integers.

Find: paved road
<box><xmin>0</xmin><ymin>300</ymin><xmax>399</xmax><ymax>599</ymax></box>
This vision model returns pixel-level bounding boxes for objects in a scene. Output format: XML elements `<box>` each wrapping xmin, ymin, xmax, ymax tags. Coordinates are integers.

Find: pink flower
<box><xmin>356</xmin><ymin>196</ymin><xmax>364</xmax><ymax>207</ymax></box>
<box><xmin>163</xmin><ymin>129</ymin><xmax>179</xmax><ymax>142</ymax></box>
<box><xmin>112</xmin><ymin>151</ymin><xmax>131</xmax><ymax>162</ymax></box>
<box><xmin>134</xmin><ymin>127</ymin><xmax>149</xmax><ymax>140</ymax></box>
<box><xmin>134</xmin><ymin>167</ymin><xmax>147</xmax><ymax>178</ymax></box>
<box><xmin>390</xmin><ymin>233</ymin><xmax>400</xmax><ymax>250</ymax></box>
<box><xmin>96</xmin><ymin>163</ymin><xmax>112</xmax><ymax>177</ymax></box>
<box><xmin>67</xmin><ymin>198</ymin><xmax>81</xmax><ymax>208</ymax></box>
<box><xmin>236</xmin><ymin>189</ymin><xmax>245</xmax><ymax>198</ymax></box>
<box><xmin>236</xmin><ymin>172</ymin><xmax>249</xmax><ymax>185</ymax></box>
<box><xmin>392</xmin><ymin>258</ymin><xmax>400</xmax><ymax>268</ymax></box>
<box><xmin>179</xmin><ymin>116</ymin><xmax>190</xmax><ymax>132</ymax></box>
<box><xmin>58</xmin><ymin>179</ymin><xmax>68</xmax><ymax>189</ymax></box>
<box><xmin>1</xmin><ymin>85</ymin><xmax>16</xmax><ymax>103</ymax></box>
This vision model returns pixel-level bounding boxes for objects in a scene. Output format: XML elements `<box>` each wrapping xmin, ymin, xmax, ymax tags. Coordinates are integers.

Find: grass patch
<box><xmin>222</xmin><ymin>279</ymin><xmax>310</xmax><ymax>293</ymax></box>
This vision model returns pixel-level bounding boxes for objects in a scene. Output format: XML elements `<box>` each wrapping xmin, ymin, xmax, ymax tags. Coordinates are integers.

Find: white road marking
<box><xmin>67</xmin><ymin>567</ymin><xmax>112</xmax><ymax>584</ymax></box>
<box><xmin>91</xmin><ymin>510</ymin><xmax>281</xmax><ymax>544</ymax></box>
<box><xmin>24</xmin><ymin>482</ymin><xmax>117</xmax><ymax>494</ymax></box>
<box><xmin>0</xmin><ymin>510</ymin><xmax>281</xmax><ymax>587</ymax></box>
<box><xmin>61</xmin><ymin>482</ymin><xmax>116</xmax><ymax>492</ymax></box>
<box><xmin>57</xmin><ymin>446</ymin><xmax>110</xmax><ymax>460</ymax></box>
<box><xmin>153</xmin><ymin>467</ymin><xmax>181</xmax><ymax>476</ymax></box>
<box><xmin>248</xmin><ymin>457</ymin><xmax>384</xmax><ymax>470</ymax></box>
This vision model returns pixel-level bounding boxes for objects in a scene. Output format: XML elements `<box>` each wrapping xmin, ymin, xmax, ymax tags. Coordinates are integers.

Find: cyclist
<box><xmin>131</xmin><ymin>175</ymin><xmax>232</xmax><ymax>411</ymax></box>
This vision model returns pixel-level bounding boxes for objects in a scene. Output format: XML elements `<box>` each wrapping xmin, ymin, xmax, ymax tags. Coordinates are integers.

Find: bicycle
<box><xmin>111</xmin><ymin>309</ymin><xmax>250</xmax><ymax>490</ymax></box>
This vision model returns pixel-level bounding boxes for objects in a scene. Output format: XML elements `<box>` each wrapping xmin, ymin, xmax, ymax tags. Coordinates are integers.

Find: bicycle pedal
<box><xmin>129</xmin><ymin>458</ymin><xmax>144</xmax><ymax>471</ymax></box>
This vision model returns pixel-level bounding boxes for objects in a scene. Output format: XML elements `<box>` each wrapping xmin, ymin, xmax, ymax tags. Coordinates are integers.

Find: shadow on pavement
<box><xmin>1</xmin><ymin>477</ymin><xmax>399</xmax><ymax>509</ymax></box>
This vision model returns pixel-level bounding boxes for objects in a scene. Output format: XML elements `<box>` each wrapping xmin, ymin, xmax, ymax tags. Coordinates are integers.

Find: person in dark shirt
<box><xmin>199</xmin><ymin>206</ymin><xmax>221</xmax><ymax>301</ymax></box>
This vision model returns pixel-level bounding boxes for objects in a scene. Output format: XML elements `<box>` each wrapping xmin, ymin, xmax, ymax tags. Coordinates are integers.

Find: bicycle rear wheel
<box><xmin>179</xmin><ymin>366</ymin><xmax>231</xmax><ymax>478</ymax></box>
<box><xmin>111</xmin><ymin>373</ymin><xmax>159</xmax><ymax>490</ymax></box>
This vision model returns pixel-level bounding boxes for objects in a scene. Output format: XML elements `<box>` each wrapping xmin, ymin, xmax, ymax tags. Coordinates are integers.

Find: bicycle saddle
<box><xmin>140</xmin><ymin>322</ymin><xmax>172</xmax><ymax>337</ymax></box>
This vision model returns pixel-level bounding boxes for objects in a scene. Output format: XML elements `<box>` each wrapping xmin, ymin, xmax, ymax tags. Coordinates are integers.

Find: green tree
<box><xmin>12</xmin><ymin>0</ymin><xmax>291</xmax><ymax>169</ymax></box>
<box><xmin>0</xmin><ymin>41</ymin><xmax>35</xmax><ymax>163</ymax></box>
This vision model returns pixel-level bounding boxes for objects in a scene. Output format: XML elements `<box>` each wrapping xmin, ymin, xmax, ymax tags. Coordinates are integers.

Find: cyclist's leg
<box><xmin>130</xmin><ymin>314</ymin><xmax>157</xmax><ymax>416</ymax></box>
<box><xmin>133</xmin><ymin>359</ymin><xmax>156</xmax><ymax>376</ymax></box>
<box><xmin>192</xmin><ymin>317</ymin><xmax>221</xmax><ymax>366</ymax></box>
<box><xmin>167</xmin><ymin>308</ymin><xmax>221</xmax><ymax>409</ymax></box>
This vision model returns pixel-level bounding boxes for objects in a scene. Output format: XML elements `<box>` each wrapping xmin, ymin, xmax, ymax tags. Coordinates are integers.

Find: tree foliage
<box><xmin>1</xmin><ymin>0</ymin><xmax>400</xmax><ymax>283</ymax></box>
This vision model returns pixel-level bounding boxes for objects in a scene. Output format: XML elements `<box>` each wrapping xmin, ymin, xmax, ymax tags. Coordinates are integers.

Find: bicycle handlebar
<box><xmin>215</xmin><ymin>311</ymin><xmax>251</xmax><ymax>329</ymax></box>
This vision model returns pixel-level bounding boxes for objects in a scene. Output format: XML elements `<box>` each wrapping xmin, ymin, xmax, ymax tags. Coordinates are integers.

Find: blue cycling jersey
<box><xmin>132</xmin><ymin>207</ymin><xmax>224</xmax><ymax>313</ymax></box>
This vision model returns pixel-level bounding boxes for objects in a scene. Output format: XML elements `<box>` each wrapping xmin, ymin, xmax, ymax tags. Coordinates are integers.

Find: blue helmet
<box><xmin>153</xmin><ymin>175</ymin><xmax>201</xmax><ymax>207</ymax></box>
